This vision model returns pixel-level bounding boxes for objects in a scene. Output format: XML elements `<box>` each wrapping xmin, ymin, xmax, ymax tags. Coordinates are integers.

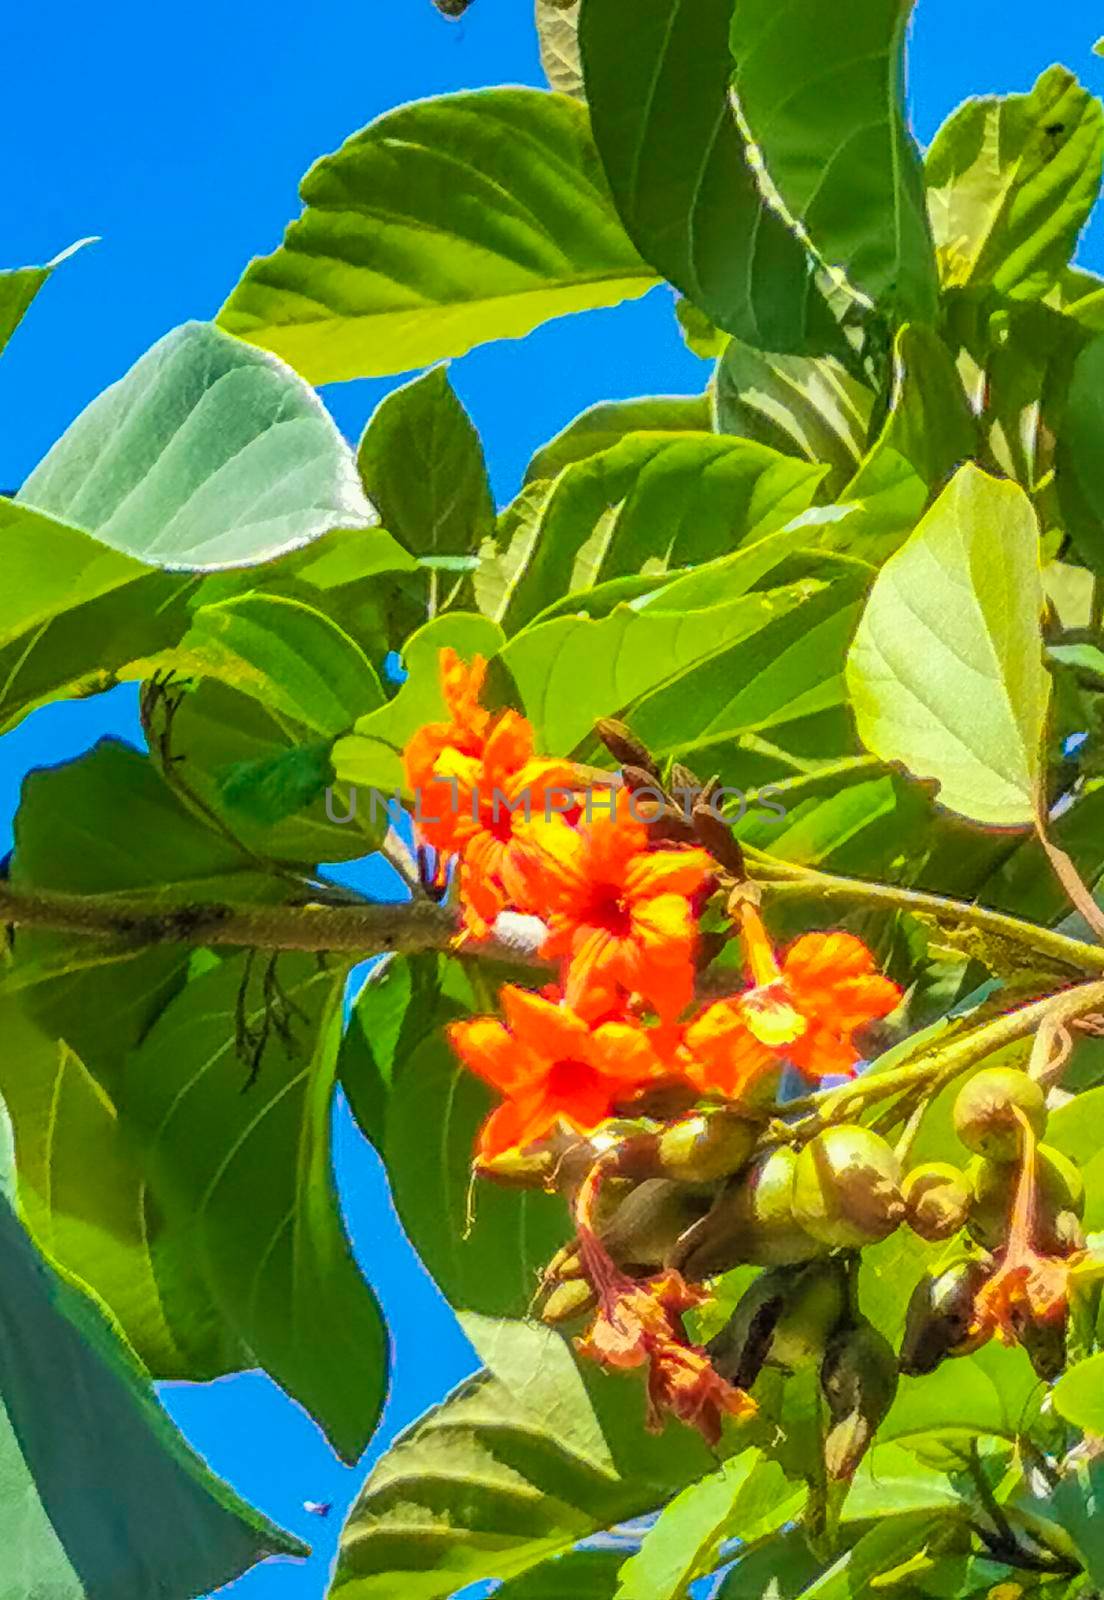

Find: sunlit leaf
<box><xmin>0</xmin><ymin>239</ymin><xmax>92</xmax><ymax>356</ymax></box>
<box><xmin>523</xmin><ymin>395</ymin><xmax>710</xmax><ymax>485</ymax></box>
<box><xmin>536</xmin><ymin>0</ymin><xmax>583</xmax><ymax>98</ymax></box>
<box><xmin>730</xmin><ymin>0</ymin><xmax>939</xmax><ymax>320</ymax></box>
<box><xmin>847</xmin><ymin>464</ymin><xmax>1049</xmax><ymax>826</ymax></box>
<box><xmin>219</xmin><ymin>90</ymin><xmax>657</xmax><ymax>383</ymax></box>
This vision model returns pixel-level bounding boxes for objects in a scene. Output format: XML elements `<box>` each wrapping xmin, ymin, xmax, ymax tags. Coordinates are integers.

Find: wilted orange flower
<box><xmin>684</xmin><ymin>906</ymin><xmax>901</xmax><ymax>1098</ymax></box>
<box><xmin>447</xmin><ymin>986</ymin><xmax>669</xmax><ymax>1161</ymax></box>
<box><xmin>403</xmin><ymin>650</ymin><xmax>576</xmax><ymax>935</ymax></box>
<box><xmin>972</xmin><ymin>1108</ymin><xmax>1073</xmax><ymax>1346</ymax></box>
<box><xmin>515</xmin><ymin>790</ymin><xmax>714</xmax><ymax>1021</ymax></box>
<box><xmin>576</xmin><ymin>1265</ymin><xmax>754</xmax><ymax>1444</ymax></box>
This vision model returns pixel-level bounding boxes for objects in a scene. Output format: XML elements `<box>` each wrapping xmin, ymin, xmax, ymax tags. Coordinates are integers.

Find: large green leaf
<box><xmin>497</xmin><ymin>1549</ymin><xmax>623</xmax><ymax>1598</ymax></box>
<box><xmin>713</xmin><ymin>343</ymin><xmax>875</xmax><ymax>495</ymax></box>
<box><xmin>523</xmin><ymin>395</ymin><xmax>711</xmax><ymax>484</ymax></box>
<box><xmin>120</xmin><ymin>954</ymin><xmax>388</xmax><ymax>1462</ymax></box>
<box><xmin>0</xmin><ymin>239</ymin><xmax>91</xmax><ymax>356</ymax></box>
<box><xmin>926</xmin><ymin>67</ymin><xmax>1104</xmax><ymax>301</ymax></box>
<box><xmin>19</xmin><ymin>321</ymin><xmax>373</xmax><ymax>567</ymax></box>
<box><xmin>715</xmin><ymin>1527</ymin><xmax>829</xmax><ymax>1598</ymax></box>
<box><xmin>331</xmin><ymin>1317</ymin><xmax>714</xmax><ymax>1600</ymax></box>
<box><xmin>0</xmin><ymin>1115</ymin><xmax>306</xmax><ymax>1598</ymax></box>
<box><xmin>357</xmin><ymin>367</ymin><xmax>494</xmax><ymax>574</ymax></box>
<box><xmin>218</xmin><ymin>90</ymin><xmax>657</xmax><ymax>384</ymax></box>
<box><xmin>1052</xmin><ymin>1352</ymin><xmax>1104</xmax><ymax>1433</ymax></box>
<box><xmin>0</xmin><ymin>991</ymin><xmax>240</xmax><ymax>1383</ymax></box>
<box><xmin>494</xmin><ymin>572</ymin><xmax>834</xmax><ymax>755</ymax></box>
<box><xmin>847</xmin><ymin>464</ymin><xmax>1049</xmax><ymax>826</ymax></box>
<box><xmin>729</xmin><ymin>0</ymin><xmax>939</xmax><ymax>321</ymax></box>
<box><xmin>612</xmin><ymin>1452</ymin><xmax>799</xmax><ymax>1600</ymax></box>
<box><xmin>579</xmin><ymin>0</ymin><xmax>835</xmax><ymax>353</ymax></box>
<box><xmin>177</xmin><ymin>592</ymin><xmax>383</xmax><ymax>736</ymax></box>
<box><xmin>492</xmin><ymin>432</ymin><xmax>825</xmax><ymax>631</ymax></box>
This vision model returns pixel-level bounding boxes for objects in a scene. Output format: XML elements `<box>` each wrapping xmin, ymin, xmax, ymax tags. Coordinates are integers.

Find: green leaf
<box><xmin>926</xmin><ymin>67</ymin><xmax>1104</xmax><ymax>301</ymax></box>
<box><xmin>536</xmin><ymin>0</ymin><xmax>583</xmax><ymax>99</ymax></box>
<box><xmin>0</xmin><ymin>990</ymin><xmax>240</xmax><ymax>1382</ymax></box>
<box><xmin>1057</xmin><ymin>332</ymin><xmax>1104</xmax><ymax>572</ymax></box>
<box><xmin>493</xmin><ymin>432</ymin><xmax>825</xmax><ymax>631</ymax></box>
<box><xmin>332</xmin><ymin>1317</ymin><xmax>715</xmax><ymax>1600</ymax></box>
<box><xmin>218</xmin><ymin>739</ymin><xmax>336</xmax><ymax>827</ymax></box>
<box><xmin>384</xmin><ymin>1023</ymin><xmax>569</xmax><ymax>1319</ymax></box>
<box><xmin>716</xmin><ymin>1526</ymin><xmax>828</xmax><ymax>1598</ymax></box>
<box><xmin>796</xmin><ymin>1511</ymin><xmax>949</xmax><ymax>1600</ymax></box>
<box><xmin>0</xmin><ymin>1116</ymin><xmax>307</xmax><ymax>1597</ymax></box>
<box><xmin>1052</xmin><ymin>1350</ymin><xmax>1104</xmax><ymax>1432</ymax></box>
<box><xmin>730</xmin><ymin>0</ymin><xmax>939</xmax><ymax>321</ymax></box>
<box><xmin>120</xmin><ymin>954</ymin><xmax>388</xmax><ymax>1462</ymax></box>
<box><xmin>1021</xmin><ymin>1458</ymin><xmax>1104</xmax><ymax>1588</ymax></box>
<box><xmin>218</xmin><ymin>89</ymin><xmax>656</xmax><ymax>384</ymax></box>
<box><xmin>613</xmin><ymin>1452</ymin><xmax>800</xmax><ymax>1600</ymax></box>
<box><xmin>579</xmin><ymin>0</ymin><xmax>835</xmax><ymax>353</ymax></box>
<box><xmin>714</xmin><ymin>342</ymin><xmax>875</xmax><ymax>495</ymax></box>
<box><xmin>8</xmin><ymin>739</ymin><xmax>287</xmax><ymax>1084</ymax></box>
<box><xmin>178</xmin><ymin>592</ymin><xmax>383</xmax><ymax>735</ymax></box>
<box><xmin>675</xmin><ymin>299</ymin><xmax>731</xmax><ymax>360</ymax></box>
<box><xmin>496</xmin><ymin>1549</ymin><xmax>624</xmax><ymax>1598</ymax></box>
<box><xmin>523</xmin><ymin>395</ymin><xmax>711</xmax><ymax>484</ymax></box>
<box><xmin>357</xmin><ymin>368</ymin><xmax>494</xmax><ymax>577</ymax></box>
<box><xmin>333</xmin><ymin>612</ymin><xmax>506</xmax><ymax>796</ymax></box>
<box><xmin>0</xmin><ymin>239</ymin><xmax>92</xmax><ymax>357</ymax></box>
<box><xmin>494</xmin><ymin>575</ymin><xmax>836</xmax><ymax>756</ymax></box>
<box><xmin>19</xmin><ymin>321</ymin><xmax>373</xmax><ymax>567</ymax></box>
<box><xmin>847</xmin><ymin>463</ymin><xmax>1049</xmax><ymax>826</ymax></box>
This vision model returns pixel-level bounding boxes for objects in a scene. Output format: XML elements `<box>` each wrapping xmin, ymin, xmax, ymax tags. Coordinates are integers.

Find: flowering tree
<box><xmin>6</xmin><ymin>1</ymin><xmax>1104</xmax><ymax>1596</ymax></box>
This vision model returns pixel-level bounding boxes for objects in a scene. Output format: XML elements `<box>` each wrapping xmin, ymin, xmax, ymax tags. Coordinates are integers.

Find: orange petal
<box><xmin>500</xmin><ymin>986</ymin><xmax>589</xmax><ymax>1061</ymax></box>
<box><xmin>740</xmin><ymin>983</ymin><xmax>808</xmax><ymax>1050</ymax></box>
<box><xmin>448</xmin><ymin>1016</ymin><xmax>529</xmax><ymax>1094</ymax></box>
<box><xmin>477</xmin><ymin>1100</ymin><xmax>530</xmax><ymax>1161</ymax></box>
<box><xmin>590</xmin><ymin>1021</ymin><xmax>666</xmax><ymax>1087</ymax></box>
<box><xmin>625</xmin><ymin>847</ymin><xmax>713</xmax><ymax>901</ymax></box>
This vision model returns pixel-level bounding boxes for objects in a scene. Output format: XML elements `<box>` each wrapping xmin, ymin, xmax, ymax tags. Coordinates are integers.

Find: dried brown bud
<box><xmin>691</xmin><ymin>800</ymin><xmax>746</xmax><ymax>878</ymax></box>
<box><xmin>595</xmin><ymin>718</ymin><xmax>658</xmax><ymax>777</ymax></box>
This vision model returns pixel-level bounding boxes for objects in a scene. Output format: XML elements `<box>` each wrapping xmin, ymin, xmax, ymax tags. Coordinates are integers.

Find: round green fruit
<box><xmin>953</xmin><ymin>1068</ymin><xmax>1046</xmax><ymax>1161</ymax></box>
<box><xmin>792</xmin><ymin>1126</ymin><xmax>904</xmax><ymax>1249</ymax></box>
<box><xmin>901</xmin><ymin>1161</ymin><xmax>971</xmax><ymax>1241</ymax></box>
<box><xmin>728</xmin><ymin>1148</ymin><xmax>825</xmax><ymax>1265</ymax></box>
<box><xmin>656</xmin><ymin>1111</ymin><xmax>758</xmax><ymax>1184</ymax></box>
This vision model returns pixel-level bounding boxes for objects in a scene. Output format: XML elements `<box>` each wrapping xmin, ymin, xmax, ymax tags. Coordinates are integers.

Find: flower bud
<box><xmin>901</xmin><ymin>1161</ymin><xmax>971</xmax><ymax>1242</ymax></box>
<box><xmin>707</xmin><ymin>1260</ymin><xmax>848</xmax><ymax>1391</ymax></box>
<box><xmin>953</xmin><ymin>1067</ymin><xmax>1047</xmax><ymax>1161</ymax></box>
<box><xmin>821</xmin><ymin>1318</ymin><xmax>899</xmax><ymax>1480</ymax></box>
<box><xmin>540</xmin><ymin>1279</ymin><xmax>597</xmax><ymax>1327</ymax></box>
<box><xmin>899</xmin><ymin>1258</ymin><xmax>992</xmax><ymax>1376</ymax></box>
<box><xmin>792</xmin><ymin>1126</ymin><xmax>904</xmax><ymax>1249</ymax></box>
<box><xmin>595</xmin><ymin>718</ymin><xmax>657</xmax><ymax>776</ymax></box>
<box><xmin>600</xmin><ymin>1178</ymin><xmax>710</xmax><ymax>1272</ymax></box>
<box><xmin>655</xmin><ymin>1111</ymin><xmax>758</xmax><ymax>1185</ymax></box>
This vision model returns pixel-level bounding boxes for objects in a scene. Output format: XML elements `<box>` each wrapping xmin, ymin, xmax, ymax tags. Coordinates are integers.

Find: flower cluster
<box><xmin>404</xmin><ymin>650</ymin><xmax>903</xmax><ymax>1442</ymax></box>
<box><xmin>406</xmin><ymin>649</ymin><xmax>902</xmax><ymax>1163</ymax></box>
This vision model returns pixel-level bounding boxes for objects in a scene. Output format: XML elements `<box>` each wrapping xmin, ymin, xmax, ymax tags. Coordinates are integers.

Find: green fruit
<box><xmin>540</xmin><ymin>1279</ymin><xmax>597</xmax><ymax>1326</ymax></box>
<box><xmin>601</xmin><ymin>1178</ymin><xmax>710</xmax><ymax>1271</ymax></box>
<box><xmin>902</xmin><ymin>1161</ymin><xmax>971</xmax><ymax>1241</ymax></box>
<box><xmin>821</xmin><ymin>1319</ymin><xmax>899</xmax><ymax>1480</ymax></box>
<box><xmin>792</xmin><ymin>1126</ymin><xmax>904</xmax><ymax>1249</ymax></box>
<box><xmin>968</xmin><ymin>1145</ymin><xmax>1085</xmax><ymax>1252</ymax></box>
<box><xmin>707</xmin><ymin>1260</ymin><xmax>847</xmax><ymax>1389</ymax></box>
<box><xmin>656</xmin><ymin>1111</ymin><xmax>757</xmax><ymax>1184</ymax></box>
<box><xmin>736</xmin><ymin>1148</ymin><xmax>827</xmax><ymax>1265</ymax></box>
<box><xmin>953</xmin><ymin>1067</ymin><xmax>1046</xmax><ymax>1161</ymax></box>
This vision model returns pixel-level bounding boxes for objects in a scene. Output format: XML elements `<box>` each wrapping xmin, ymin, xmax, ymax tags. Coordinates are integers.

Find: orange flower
<box><xmin>403</xmin><ymin>650</ymin><xmax>576</xmax><ymax>935</ymax></box>
<box><xmin>684</xmin><ymin>906</ymin><xmax>901</xmax><ymax>1098</ymax></box>
<box><xmin>576</xmin><ymin>1266</ymin><xmax>754</xmax><ymax>1445</ymax></box>
<box><xmin>972</xmin><ymin>1108</ymin><xmax>1073</xmax><ymax>1347</ymax></box>
<box><xmin>447</xmin><ymin>987</ymin><xmax>669</xmax><ymax>1162</ymax></box>
<box><xmin>514</xmin><ymin>790</ymin><xmax>714</xmax><ymax>1021</ymax></box>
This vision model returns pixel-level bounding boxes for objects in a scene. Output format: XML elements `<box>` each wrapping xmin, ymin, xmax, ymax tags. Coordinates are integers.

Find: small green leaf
<box><xmin>19</xmin><ymin>321</ymin><xmax>373</xmax><ymax>568</ymax></box>
<box><xmin>714</xmin><ymin>342</ymin><xmax>875</xmax><ymax>495</ymax></box>
<box><xmin>613</xmin><ymin>1452</ymin><xmax>800</xmax><ymax>1600</ymax></box>
<box><xmin>1052</xmin><ymin>1351</ymin><xmax>1104</xmax><ymax>1432</ymax></box>
<box><xmin>121</xmin><ymin>954</ymin><xmax>389</xmax><ymax>1462</ymax></box>
<box><xmin>357</xmin><ymin>367</ymin><xmax>494</xmax><ymax>571</ymax></box>
<box><xmin>0</xmin><ymin>239</ymin><xmax>92</xmax><ymax>356</ymax></box>
<box><xmin>580</xmin><ymin>0</ymin><xmax>836</xmax><ymax>352</ymax></box>
<box><xmin>1058</xmin><ymin>332</ymin><xmax>1104</xmax><ymax>572</ymax></box>
<box><xmin>0</xmin><ymin>1113</ymin><xmax>306</xmax><ymax>1597</ymax></box>
<box><xmin>730</xmin><ymin>0</ymin><xmax>939</xmax><ymax>321</ymax></box>
<box><xmin>218</xmin><ymin>90</ymin><xmax>657</xmax><ymax>383</ymax></box>
<box><xmin>179</xmin><ymin>592</ymin><xmax>383</xmax><ymax>735</ymax></box>
<box><xmin>218</xmin><ymin>739</ymin><xmax>335</xmax><ymax>826</ymax></box>
<box><xmin>536</xmin><ymin>0</ymin><xmax>583</xmax><ymax>98</ymax></box>
<box><xmin>847</xmin><ymin>464</ymin><xmax>1049</xmax><ymax>826</ymax></box>
<box><xmin>926</xmin><ymin>67</ymin><xmax>1104</xmax><ymax>301</ymax></box>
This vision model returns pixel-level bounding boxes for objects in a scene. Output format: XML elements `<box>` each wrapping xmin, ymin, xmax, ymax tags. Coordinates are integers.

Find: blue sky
<box><xmin>2</xmin><ymin>2</ymin><xmax>1104</xmax><ymax>1596</ymax></box>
